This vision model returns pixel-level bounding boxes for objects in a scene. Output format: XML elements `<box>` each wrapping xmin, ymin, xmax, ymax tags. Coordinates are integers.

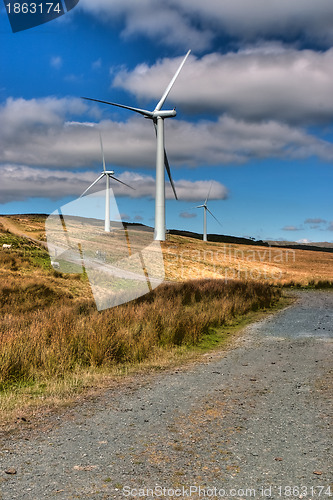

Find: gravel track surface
<box><xmin>1</xmin><ymin>291</ymin><xmax>332</xmax><ymax>499</ymax></box>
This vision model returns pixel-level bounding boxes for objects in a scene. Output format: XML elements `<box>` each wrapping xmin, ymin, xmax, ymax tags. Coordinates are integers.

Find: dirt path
<box><xmin>0</xmin><ymin>216</ymin><xmax>47</xmax><ymax>248</ymax></box>
<box><xmin>0</xmin><ymin>291</ymin><xmax>332</xmax><ymax>499</ymax></box>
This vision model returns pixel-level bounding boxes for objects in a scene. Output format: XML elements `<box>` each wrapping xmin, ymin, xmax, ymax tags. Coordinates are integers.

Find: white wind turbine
<box><xmin>82</xmin><ymin>50</ymin><xmax>191</xmax><ymax>241</ymax></box>
<box><xmin>80</xmin><ymin>132</ymin><xmax>134</xmax><ymax>232</ymax></box>
<box><xmin>196</xmin><ymin>183</ymin><xmax>223</xmax><ymax>242</ymax></box>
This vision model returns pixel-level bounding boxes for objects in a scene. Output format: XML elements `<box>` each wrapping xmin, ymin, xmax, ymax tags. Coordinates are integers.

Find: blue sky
<box><xmin>1</xmin><ymin>0</ymin><xmax>333</xmax><ymax>242</ymax></box>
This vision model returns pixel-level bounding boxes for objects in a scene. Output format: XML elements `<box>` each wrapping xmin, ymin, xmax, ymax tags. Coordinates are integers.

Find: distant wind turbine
<box><xmin>80</xmin><ymin>132</ymin><xmax>134</xmax><ymax>232</ymax></box>
<box><xmin>82</xmin><ymin>50</ymin><xmax>191</xmax><ymax>241</ymax></box>
<box><xmin>196</xmin><ymin>183</ymin><xmax>223</xmax><ymax>242</ymax></box>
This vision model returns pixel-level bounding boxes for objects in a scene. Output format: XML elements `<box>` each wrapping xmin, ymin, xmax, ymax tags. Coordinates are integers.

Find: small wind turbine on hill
<box><xmin>82</xmin><ymin>50</ymin><xmax>191</xmax><ymax>241</ymax></box>
<box><xmin>80</xmin><ymin>132</ymin><xmax>134</xmax><ymax>232</ymax></box>
<box><xmin>196</xmin><ymin>183</ymin><xmax>223</xmax><ymax>242</ymax></box>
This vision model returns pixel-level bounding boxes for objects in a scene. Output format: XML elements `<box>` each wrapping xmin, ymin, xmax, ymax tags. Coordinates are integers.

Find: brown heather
<box><xmin>0</xmin><ymin>272</ymin><xmax>280</xmax><ymax>389</ymax></box>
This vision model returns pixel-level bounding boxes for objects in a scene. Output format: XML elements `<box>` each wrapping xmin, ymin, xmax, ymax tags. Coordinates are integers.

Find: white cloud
<box><xmin>79</xmin><ymin>0</ymin><xmax>212</xmax><ymax>51</ymax></box>
<box><xmin>2</xmin><ymin>98</ymin><xmax>333</xmax><ymax>171</ymax></box>
<box><xmin>0</xmin><ymin>166</ymin><xmax>228</xmax><ymax>203</ymax></box>
<box><xmin>113</xmin><ymin>48</ymin><xmax>333</xmax><ymax>125</ymax></box>
<box><xmin>0</xmin><ymin>165</ymin><xmax>93</xmax><ymax>203</ymax></box>
<box><xmin>296</xmin><ymin>238</ymin><xmax>312</xmax><ymax>244</ymax></box>
<box><xmin>79</xmin><ymin>0</ymin><xmax>333</xmax><ymax>50</ymax></box>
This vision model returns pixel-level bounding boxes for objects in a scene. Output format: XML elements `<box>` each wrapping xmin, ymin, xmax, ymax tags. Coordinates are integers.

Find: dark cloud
<box><xmin>80</xmin><ymin>0</ymin><xmax>333</xmax><ymax>50</ymax></box>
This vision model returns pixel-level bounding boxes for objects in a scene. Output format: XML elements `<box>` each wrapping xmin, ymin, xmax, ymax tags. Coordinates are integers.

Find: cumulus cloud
<box><xmin>0</xmin><ymin>166</ymin><xmax>228</xmax><ymax>204</ymax></box>
<box><xmin>0</xmin><ymin>165</ymin><xmax>94</xmax><ymax>204</ymax></box>
<box><xmin>79</xmin><ymin>0</ymin><xmax>333</xmax><ymax>50</ymax></box>
<box><xmin>113</xmin><ymin>48</ymin><xmax>333</xmax><ymax>125</ymax></box>
<box><xmin>2</xmin><ymin>98</ymin><xmax>333</xmax><ymax>171</ymax></box>
<box><xmin>79</xmin><ymin>0</ymin><xmax>213</xmax><ymax>51</ymax></box>
<box><xmin>328</xmin><ymin>222</ymin><xmax>333</xmax><ymax>231</ymax></box>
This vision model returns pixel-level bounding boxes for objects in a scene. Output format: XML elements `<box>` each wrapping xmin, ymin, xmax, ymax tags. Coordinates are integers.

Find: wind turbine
<box><xmin>82</xmin><ymin>50</ymin><xmax>191</xmax><ymax>241</ymax></box>
<box><xmin>196</xmin><ymin>183</ymin><xmax>223</xmax><ymax>242</ymax></box>
<box><xmin>80</xmin><ymin>132</ymin><xmax>134</xmax><ymax>232</ymax></box>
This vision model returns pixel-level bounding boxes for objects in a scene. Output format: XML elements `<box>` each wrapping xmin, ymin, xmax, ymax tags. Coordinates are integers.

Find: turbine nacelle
<box><xmin>152</xmin><ymin>109</ymin><xmax>177</xmax><ymax>119</ymax></box>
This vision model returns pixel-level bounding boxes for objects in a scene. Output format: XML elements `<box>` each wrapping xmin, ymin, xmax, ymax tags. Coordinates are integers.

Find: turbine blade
<box><xmin>164</xmin><ymin>149</ymin><xmax>178</xmax><ymax>200</ymax></box>
<box><xmin>80</xmin><ymin>173</ymin><xmax>105</xmax><ymax>198</ymax></box>
<box><xmin>207</xmin><ymin>208</ymin><xmax>223</xmax><ymax>228</ymax></box>
<box><xmin>82</xmin><ymin>97</ymin><xmax>154</xmax><ymax>118</ymax></box>
<box><xmin>153</xmin><ymin>121</ymin><xmax>177</xmax><ymax>200</ymax></box>
<box><xmin>109</xmin><ymin>175</ymin><xmax>135</xmax><ymax>190</ymax></box>
<box><xmin>154</xmin><ymin>50</ymin><xmax>191</xmax><ymax>112</ymax></box>
<box><xmin>205</xmin><ymin>181</ymin><xmax>213</xmax><ymax>205</ymax></box>
<box><xmin>99</xmin><ymin>131</ymin><xmax>106</xmax><ymax>173</ymax></box>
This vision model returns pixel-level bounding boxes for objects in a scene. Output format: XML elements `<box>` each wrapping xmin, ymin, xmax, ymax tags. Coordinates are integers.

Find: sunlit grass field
<box><xmin>0</xmin><ymin>214</ymin><xmax>332</xmax><ymax>422</ymax></box>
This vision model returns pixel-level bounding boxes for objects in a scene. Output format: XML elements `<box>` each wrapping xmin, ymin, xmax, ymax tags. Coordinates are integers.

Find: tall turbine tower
<box><xmin>196</xmin><ymin>184</ymin><xmax>223</xmax><ymax>242</ymax></box>
<box><xmin>82</xmin><ymin>50</ymin><xmax>191</xmax><ymax>241</ymax></box>
<box><xmin>80</xmin><ymin>132</ymin><xmax>134</xmax><ymax>232</ymax></box>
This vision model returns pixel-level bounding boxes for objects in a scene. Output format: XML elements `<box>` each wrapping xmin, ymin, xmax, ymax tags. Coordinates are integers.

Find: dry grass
<box><xmin>162</xmin><ymin>235</ymin><xmax>333</xmax><ymax>285</ymax></box>
<box><xmin>0</xmin><ymin>275</ymin><xmax>280</xmax><ymax>390</ymax></box>
<box><xmin>2</xmin><ymin>215</ymin><xmax>333</xmax><ymax>285</ymax></box>
<box><xmin>1</xmin><ymin>214</ymin><xmax>331</xmax><ymax>421</ymax></box>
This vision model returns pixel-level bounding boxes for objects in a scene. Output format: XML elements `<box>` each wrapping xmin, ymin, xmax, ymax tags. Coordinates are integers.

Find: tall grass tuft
<box><xmin>0</xmin><ymin>279</ymin><xmax>280</xmax><ymax>389</ymax></box>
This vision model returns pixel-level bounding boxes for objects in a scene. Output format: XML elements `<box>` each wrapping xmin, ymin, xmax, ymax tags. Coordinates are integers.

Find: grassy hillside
<box><xmin>2</xmin><ymin>214</ymin><xmax>333</xmax><ymax>285</ymax></box>
<box><xmin>162</xmin><ymin>235</ymin><xmax>333</xmax><ymax>285</ymax></box>
<box><xmin>0</xmin><ymin>214</ymin><xmax>331</xmax><ymax>421</ymax></box>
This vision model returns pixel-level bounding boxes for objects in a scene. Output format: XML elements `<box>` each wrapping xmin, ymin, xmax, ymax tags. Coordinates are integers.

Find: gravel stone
<box><xmin>0</xmin><ymin>290</ymin><xmax>332</xmax><ymax>499</ymax></box>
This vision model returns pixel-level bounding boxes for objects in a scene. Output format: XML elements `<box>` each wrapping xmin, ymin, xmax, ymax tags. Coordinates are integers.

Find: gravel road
<box><xmin>1</xmin><ymin>290</ymin><xmax>332</xmax><ymax>500</ymax></box>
